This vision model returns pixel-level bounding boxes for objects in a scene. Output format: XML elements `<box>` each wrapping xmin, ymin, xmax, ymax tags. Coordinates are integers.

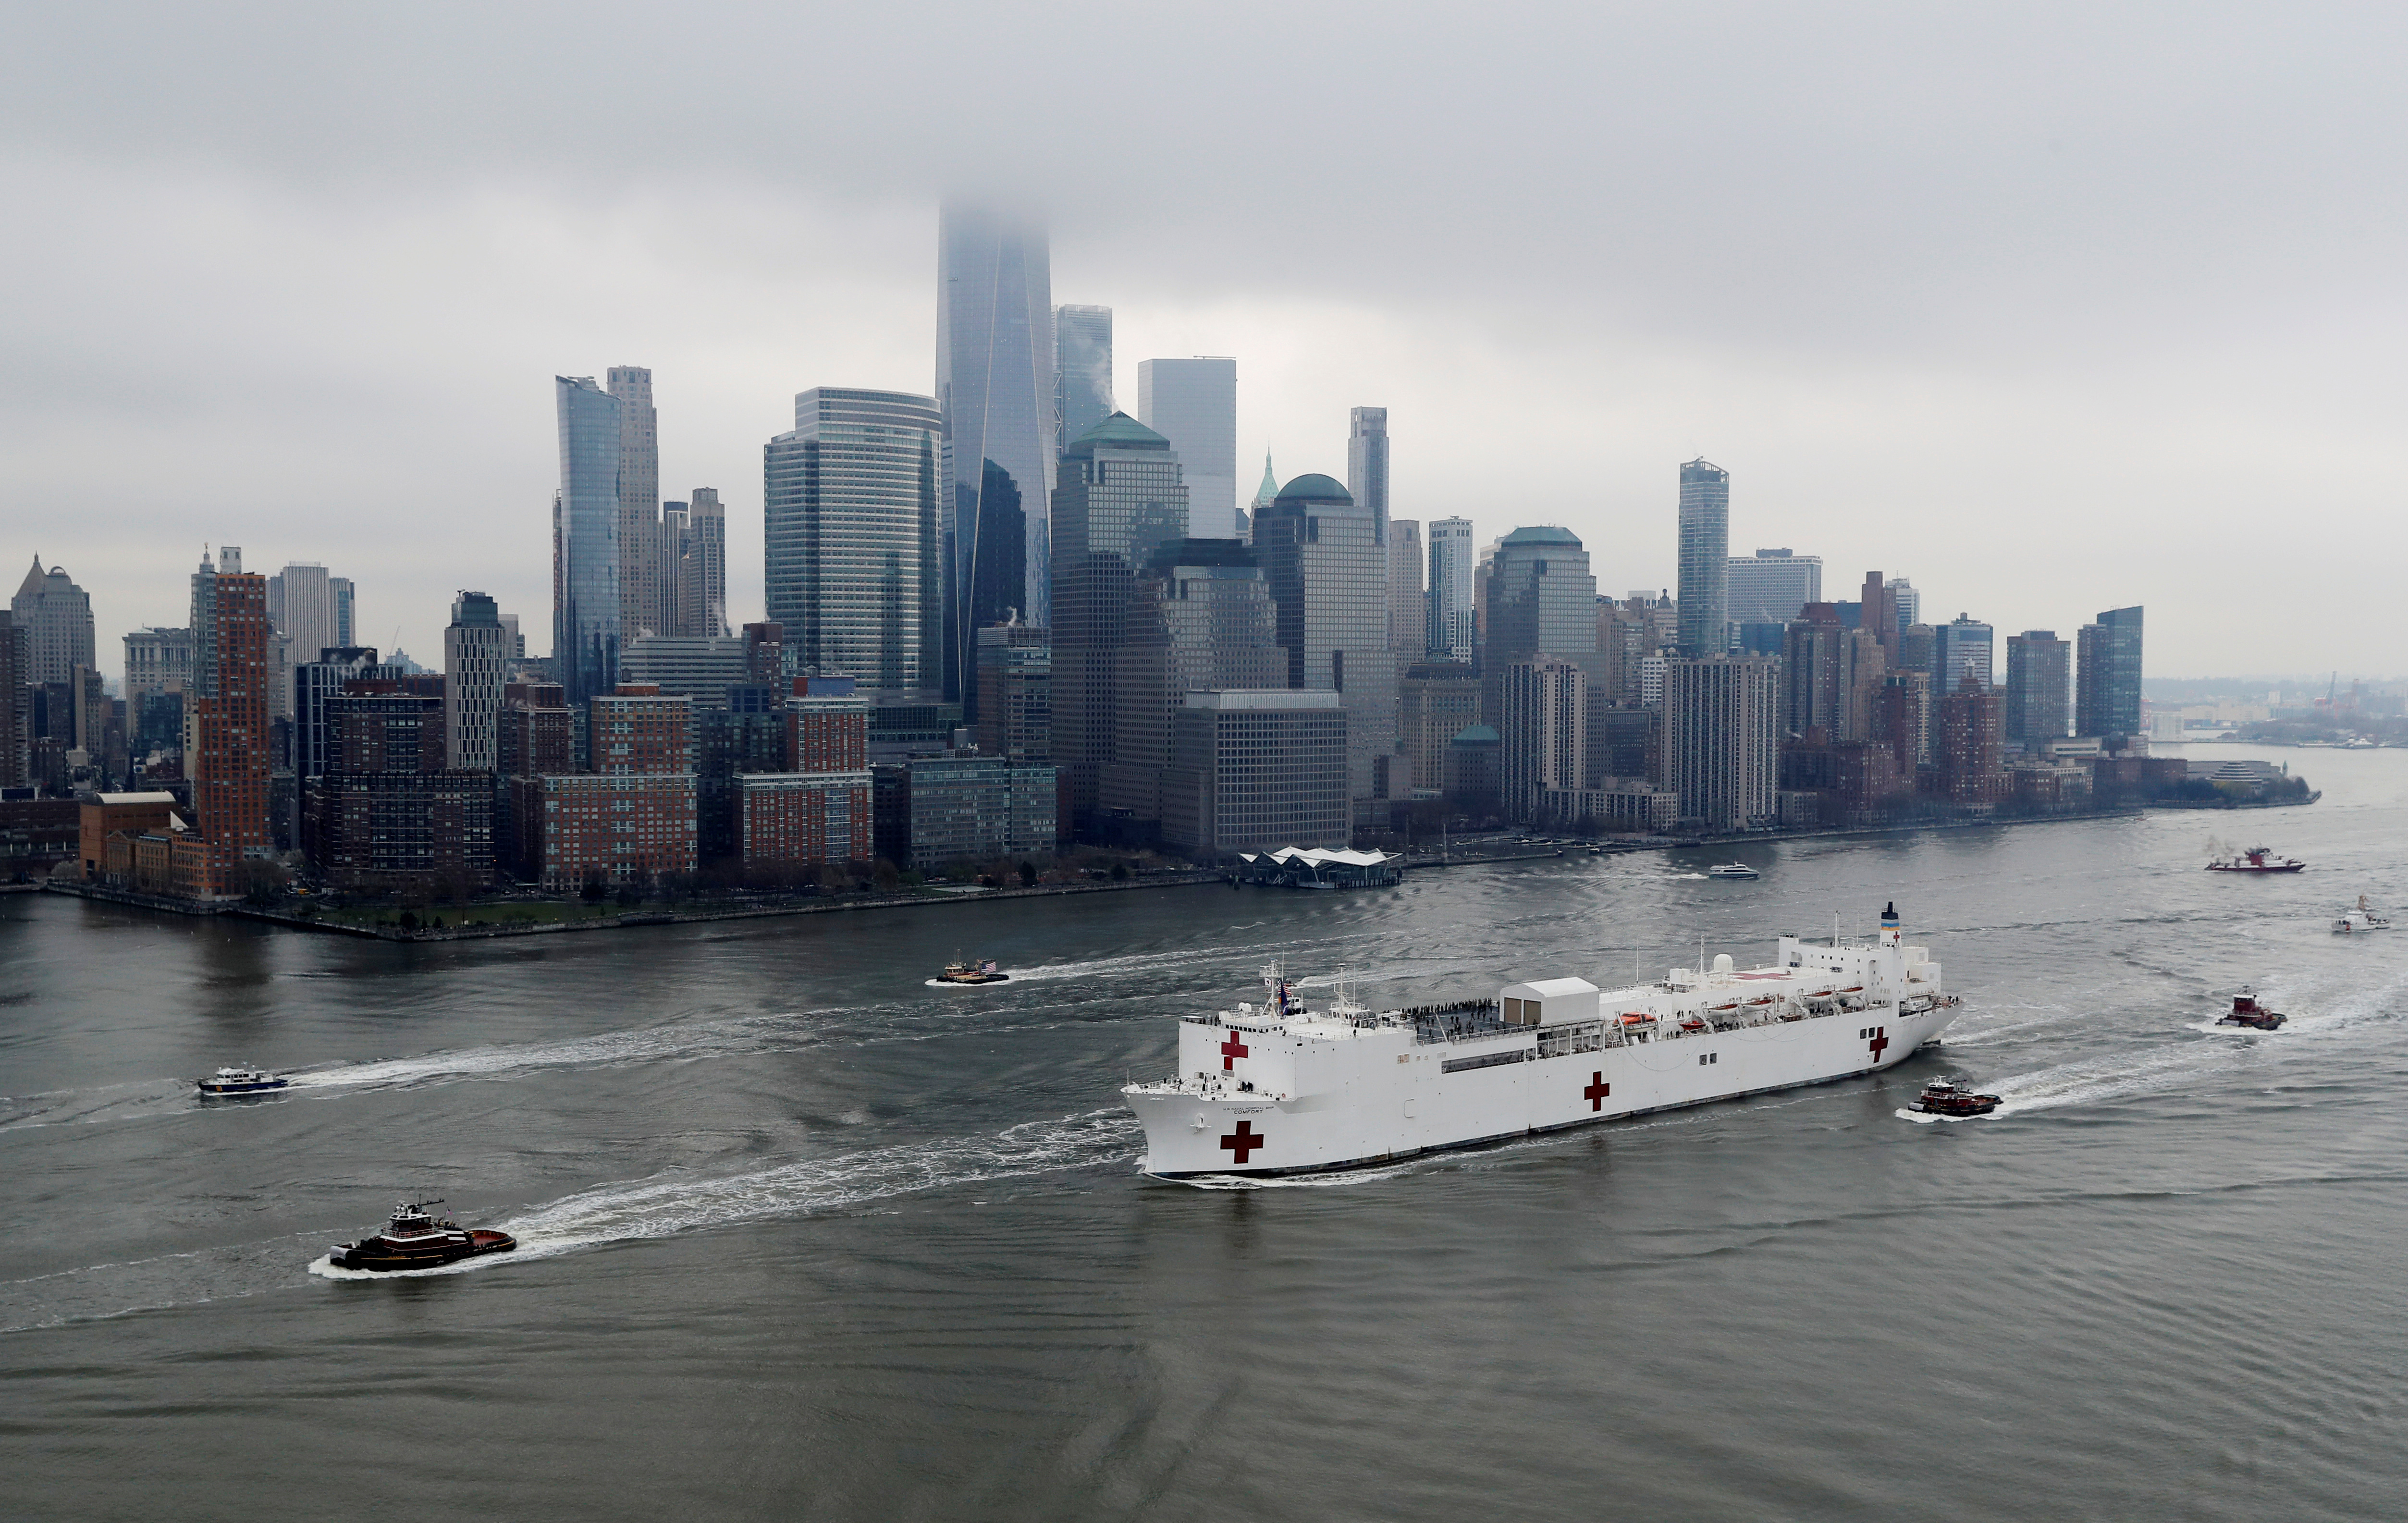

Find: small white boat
<box><xmin>197</xmin><ymin>1065</ymin><xmax>288</xmax><ymax>1096</ymax></box>
<box><xmin>2334</xmin><ymin>895</ymin><xmax>2393</xmax><ymax>934</ymax></box>
<box><xmin>1706</xmin><ymin>863</ymin><xmax>1761</xmax><ymax>880</ymax></box>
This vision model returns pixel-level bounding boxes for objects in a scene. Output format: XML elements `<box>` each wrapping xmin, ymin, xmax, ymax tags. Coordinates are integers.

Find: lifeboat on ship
<box><xmin>1911</xmin><ymin>1079</ymin><xmax>2001</xmax><ymax>1117</ymax></box>
<box><xmin>2217</xmin><ymin>989</ymin><xmax>2286</xmax><ymax>1031</ymax></box>
<box><xmin>328</xmin><ymin>1201</ymin><xmax>516</xmax><ymax>1273</ymax></box>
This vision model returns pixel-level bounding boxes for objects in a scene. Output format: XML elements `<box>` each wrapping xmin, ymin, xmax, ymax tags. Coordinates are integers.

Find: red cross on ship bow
<box><xmin>1219</xmin><ymin>1120</ymin><xmax>1265</xmax><ymax>1164</ymax></box>
<box><xmin>1219</xmin><ymin>1033</ymin><xmax>1249</xmax><ymax>1070</ymax></box>
<box><xmin>1867</xmin><ymin>1027</ymin><xmax>1889</xmax><ymax>1061</ymax></box>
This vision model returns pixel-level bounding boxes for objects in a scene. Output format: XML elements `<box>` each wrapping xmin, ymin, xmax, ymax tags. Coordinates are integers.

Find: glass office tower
<box><xmin>1054</xmin><ymin>304</ymin><xmax>1113</xmax><ymax>460</ymax></box>
<box><xmin>764</xmin><ymin>389</ymin><xmax>944</xmax><ymax>694</ymax></box>
<box><xmin>1139</xmin><ymin>357</ymin><xmax>1239</xmax><ymax>538</ymax></box>
<box><xmin>1676</xmin><ymin>458</ymin><xmax>1730</xmax><ymax>656</ymax></box>
<box><xmin>938</xmin><ymin>202</ymin><xmax>1055</xmax><ymax>697</ymax></box>
<box><xmin>554</xmin><ymin>375</ymin><xmax>622</xmax><ymax>707</ymax></box>
<box><xmin>1251</xmin><ymin>473</ymin><xmax>1398</xmax><ymax>805</ymax></box>
<box><xmin>1426</xmin><ymin>516</ymin><xmax>1476</xmax><ymax>660</ymax></box>
<box><xmin>2076</xmin><ymin>606</ymin><xmax>2144</xmax><ymax>738</ymax></box>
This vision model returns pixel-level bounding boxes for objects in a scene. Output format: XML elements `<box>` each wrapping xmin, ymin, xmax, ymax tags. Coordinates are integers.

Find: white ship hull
<box><xmin>1125</xmin><ymin>911</ymin><xmax>1958</xmax><ymax>1178</ymax></box>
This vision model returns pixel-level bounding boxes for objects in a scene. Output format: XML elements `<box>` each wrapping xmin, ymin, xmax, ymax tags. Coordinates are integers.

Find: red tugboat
<box><xmin>1911</xmin><ymin>1078</ymin><xmax>2002</xmax><ymax>1117</ymax></box>
<box><xmin>328</xmin><ymin>1201</ymin><xmax>516</xmax><ymax>1272</ymax></box>
<box><xmin>2206</xmin><ymin>846</ymin><xmax>2305</xmax><ymax>873</ymax></box>
<box><xmin>2217</xmin><ymin>989</ymin><xmax>2286</xmax><ymax>1031</ymax></box>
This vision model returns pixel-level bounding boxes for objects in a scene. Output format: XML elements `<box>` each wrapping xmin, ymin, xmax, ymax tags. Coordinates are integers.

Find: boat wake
<box><xmin>12</xmin><ymin>1111</ymin><xmax>1143</xmax><ymax>1328</ymax></box>
<box><xmin>488</xmin><ymin>1109</ymin><xmax>1139</xmax><ymax>1261</ymax></box>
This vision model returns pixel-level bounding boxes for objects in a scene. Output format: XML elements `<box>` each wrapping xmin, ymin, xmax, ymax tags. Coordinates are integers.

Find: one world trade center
<box><xmin>936</xmin><ymin>201</ymin><xmax>1054</xmax><ymax>711</ymax></box>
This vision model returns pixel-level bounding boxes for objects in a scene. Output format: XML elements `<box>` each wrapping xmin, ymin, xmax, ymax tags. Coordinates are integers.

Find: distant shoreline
<box><xmin>27</xmin><ymin>792</ymin><xmax>2316</xmax><ymax>942</ymax></box>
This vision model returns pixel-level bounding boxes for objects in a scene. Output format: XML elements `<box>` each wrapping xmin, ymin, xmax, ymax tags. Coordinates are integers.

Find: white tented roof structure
<box><xmin>1238</xmin><ymin>847</ymin><xmax>1396</xmax><ymax>867</ymax></box>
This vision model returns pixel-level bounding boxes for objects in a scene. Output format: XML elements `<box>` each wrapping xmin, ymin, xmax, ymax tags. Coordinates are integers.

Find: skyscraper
<box><xmin>1138</xmin><ymin>357</ymin><xmax>1238</xmax><ymax>537</ymax></box>
<box><xmin>1501</xmin><ymin>657</ymin><xmax>1587</xmax><ymax>821</ymax></box>
<box><xmin>1725</xmin><ymin>549</ymin><xmax>1822</xmax><ymax>625</ymax></box>
<box><xmin>1054</xmin><ymin>304</ymin><xmax>1113</xmax><ymax>459</ymax></box>
<box><xmin>2004</xmin><ymin>631</ymin><xmax>2071</xmax><ymax>746</ymax></box>
<box><xmin>554</xmin><ymin>375</ymin><xmax>622</xmax><ymax>708</ymax></box>
<box><xmin>1934</xmin><ymin>614</ymin><xmax>1996</xmax><ymax>691</ymax></box>
<box><xmin>444</xmin><ymin>592</ymin><xmax>510</xmax><ymax>774</ymax></box>
<box><xmin>1483</xmin><ymin>527</ymin><xmax>1598</xmax><ymax>664</ymax></box>
<box><xmin>1050</xmin><ymin>413</ymin><xmax>1190</xmax><ymax>831</ymax></box>
<box><xmin>1662</xmin><ymin>654</ymin><xmax>1779</xmax><ymax>831</ymax></box>
<box><xmin>1676</xmin><ymin>459</ymin><xmax>1730</xmax><ymax>656</ymax></box>
<box><xmin>1388</xmin><ymin>519</ymin><xmax>1423</xmax><ymax>655</ymax></box>
<box><xmin>187</xmin><ymin>548</ymin><xmax>273</xmax><ymax>895</ymax></box>
<box><xmin>1426</xmin><ymin>517</ymin><xmax>1476</xmax><ymax>659</ymax></box>
<box><xmin>332</xmin><ymin>576</ymin><xmax>355</xmax><ymax>649</ymax></box>
<box><xmin>680</xmin><ymin>488</ymin><xmax>729</xmax><ymax>638</ymax></box>
<box><xmin>1102</xmin><ymin>538</ymin><xmax>1288</xmax><ymax>834</ymax></box>
<box><xmin>764</xmin><ymin>389</ymin><xmax>944</xmax><ymax>695</ymax></box>
<box><xmin>2076</xmin><ymin>606</ymin><xmax>2144</xmax><ymax>738</ymax></box>
<box><xmin>607</xmin><ymin>366</ymin><xmax>664</xmax><ymax>639</ymax></box>
<box><xmin>1888</xmin><ymin>577</ymin><xmax>1921</xmax><ymax>629</ymax></box>
<box><xmin>11</xmin><ymin>558</ymin><xmax>96</xmax><ymax>687</ymax></box>
<box><xmin>1347</xmin><ymin>407</ymin><xmax>1390</xmax><ymax>541</ymax></box>
<box><xmin>1251</xmin><ymin>473</ymin><xmax>1398</xmax><ymax>810</ymax></box>
<box><xmin>267</xmin><ymin>565</ymin><xmax>340</xmax><ymax>671</ymax></box>
<box><xmin>938</xmin><ymin>202</ymin><xmax>1055</xmax><ymax>687</ymax></box>
<box><xmin>0</xmin><ymin>611</ymin><xmax>27</xmax><ymax>788</ymax></box>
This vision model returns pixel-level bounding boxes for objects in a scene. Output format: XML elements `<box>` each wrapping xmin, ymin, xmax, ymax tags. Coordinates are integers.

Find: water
<box><xmin>5</xmin><ymin>745</ymin><xmax>2405</xmax><ymax>1520</ymax></box>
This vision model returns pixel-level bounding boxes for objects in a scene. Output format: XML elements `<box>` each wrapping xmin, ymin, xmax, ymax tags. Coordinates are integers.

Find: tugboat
<box><xmin>935</xmin><ymin>956</ymin><xmax>1010</xmax><ymax>985</ymax></box>
<box><xmin>1911</xmin><ymin>1078</ymin><xmax>2002</xmax><ymax>1117</ymax></box>
<box><xmin>196</xmin><ymin>1065</ymin><xmax>288</xmax><ymax>1096</ymax></box>
<box><xmin>328</xmin><ymin>1201</ymin><xmax>516</xmax><ymax>1272</ymax></box>
<box><xmin>2217</xmin><ymin>989</ymin><xmax>2286</xmax><ymax>1031</ymax></box>
<box><xmin>2333</xmin><ymin>895</ymin><xmax>2393</xmax><ymax>934</ymax></box>
<box><xmin>2206</xmin><ymin>846</ymin><xmax>2306</xmax><ymax>873</ymax></box>
<box><xmin>1706</xmin><ymin>863</ymin><xmax>1761</xmax><ymax>880</ymax></box>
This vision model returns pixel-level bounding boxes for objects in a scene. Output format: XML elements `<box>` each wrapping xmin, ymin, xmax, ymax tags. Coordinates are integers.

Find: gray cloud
<box><xmin>4</xmin><ymin>2</ymin><xmax>2404</xmax><ymax>676</ymax></box>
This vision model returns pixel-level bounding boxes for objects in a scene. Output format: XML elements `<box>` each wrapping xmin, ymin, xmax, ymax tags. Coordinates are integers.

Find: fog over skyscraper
<box><xmin>1676</xmin><ymin>458</ymin><xmax>1730</xmax><ymax>656</ymax></box>
<box><xmin>937</xmin><ymin>202</ymin><xmax>1055</xmax><ymax>696</ymax></box>
<box><xmin>553</xmin><ymin>375</ymin><xmax>622</xmax><ymax>707</ymax></box>
<box><xmin>1054</xmin><ymin>304</ymin><xmax>1112</xmax><ymax>460</ymax></box>
<box><xmin>1139</xmin><ymin>357</ymin><xmax>1238</xmax><ymax>537</ymax></box>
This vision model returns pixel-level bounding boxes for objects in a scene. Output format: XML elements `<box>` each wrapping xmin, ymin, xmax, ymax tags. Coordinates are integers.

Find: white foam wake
<box><xmin>486</xmin><ymin>1108</ymin><xmax>1140</xmax><ymax>1263</ymax></box>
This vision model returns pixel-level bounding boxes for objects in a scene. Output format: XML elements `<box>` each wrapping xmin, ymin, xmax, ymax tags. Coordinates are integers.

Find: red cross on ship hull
<box><xmin>1219</xmin><ymin>1120</ymin><xmax>1265</xmax><ymax>1165</ymax></box>
<box><xmin>1584</xmin><ymin>1071</ymin><xmax>1610</xmax><ymax>1112</ymax></box>
<box><xmin>1219</xmin><ymin>1032</ymin><xmax>1249</xmax><ymax>1071</ymax></box>
<box><xmin>1867</xmin><ymin>1026</ymin><xmax>1889</xmax><ymax>1063</ymax></box>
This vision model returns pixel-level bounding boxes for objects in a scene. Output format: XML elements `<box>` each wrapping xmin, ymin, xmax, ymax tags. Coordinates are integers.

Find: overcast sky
<box><xmin>6</xmin><ymin>3</ymin><xmax>2404</xmax><ymax>682</ymax></box>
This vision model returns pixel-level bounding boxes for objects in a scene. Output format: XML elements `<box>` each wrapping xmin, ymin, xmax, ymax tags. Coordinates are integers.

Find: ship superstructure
<box><xmin>1124</xmin><ymin>903</ymin><xmax>1959</xmax><ymax>1177</ymax></box>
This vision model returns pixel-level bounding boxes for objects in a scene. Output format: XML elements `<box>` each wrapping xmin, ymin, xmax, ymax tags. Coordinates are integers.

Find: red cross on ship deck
<box><xmin>1584</xmin><ymin>1072</ymin><xmax>1610</xmax><ymax>1112</ymax></box>
<box><xmin>1219</xmin><ymin>1120</ymin><xmax>1264</xmax><ymax>1164</ymax></box>
<box><xmin>1219</xmin><ymin>1033</ymin><xmax>1249</xmax><ymax>1070</ymax></box>
<box><xmin>1867</xmin><ymin>1027</ymin><xmax>1889</xmax><ymax>1060</ymax></box>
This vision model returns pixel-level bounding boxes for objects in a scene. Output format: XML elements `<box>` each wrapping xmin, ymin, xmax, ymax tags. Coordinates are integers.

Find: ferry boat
<box><xmin>1911</xmin><ymin>1078</ymin><xmax>2001</xmax><ymax>1117</ymax></box>
<box><xmin>1123</xmin><ymin>902</ymin><xmax>1960</xmax><ymax>1178</ymax></box>
<box><xmin>196</xmin><ymin>1065</ymin><xmax>288</xmax><ymax>1096</ymax></box>
<box><xmin>2334</xmin><ymin>895</ymin><xmax>2392</xmax><ymax>933</ymax></box>
<box><xmin>1706</xmin><ymin>863</ymin><xmax>1761</xmax><ymax>880</ymax></box>
<box><xmin>2217</xmin><ymin>989</ymin><xmax>2285</xmax><ymax>1031</ymax></box>
<box><xmin>935</xmin><ymin>957</ymin><xmax>1010</xmax><ymax>985</ymax></box>
<box><xmin>2206</xmin><ymin>846</ymin><xmax>2305</xmax><ymax>873</ymax></box>
<box><xmin>328</xmin><ymin>1201</ymin><xmax>516</xmax><ymax>1272</ymax></box>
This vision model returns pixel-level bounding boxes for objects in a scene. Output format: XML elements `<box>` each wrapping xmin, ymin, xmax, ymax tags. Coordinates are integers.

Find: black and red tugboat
<box><xmin>328</xmin><ymin>1201</ymin><xmax>516</xmax><ymax>1272</ymax></box>
<box><xmin>2217</xmin><ymin>989</ymin><xmax>2286</xmax><ymax>1031</ymax></box>
<box><xmin>1911</xmin><ymin>1078</ymin><xmax>2002</xmax><ymax>1117</ymax></box>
